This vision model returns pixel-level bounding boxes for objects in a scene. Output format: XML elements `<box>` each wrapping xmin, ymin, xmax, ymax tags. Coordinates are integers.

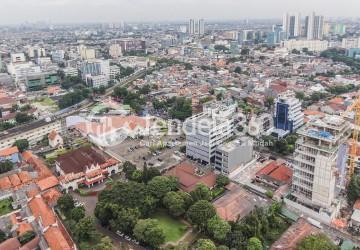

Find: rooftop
<box><xmin>164</xmin><ymin>161</ymin><xmax>216</xmax><ymax>192</ymax></box>
<box><xmin>213</xmin><ymin>184</ymin><xmax>264</xmax><ymax>221</ymax></box>
<box><xmin>270</xmin><ymin>218</ymin><xmax>318</xmax><ymax>250</ymax></box>
<box><xmin>57</xmin><ymin>147</ymin><xmax>106</xmax><ymax>174</ymax></box>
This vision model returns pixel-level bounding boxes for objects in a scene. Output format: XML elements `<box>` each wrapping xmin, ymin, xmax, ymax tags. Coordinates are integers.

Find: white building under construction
<box><xmin>286</xmin><ymin>115</ymin><xmax>351</xmax><ymax>223</ymax></box>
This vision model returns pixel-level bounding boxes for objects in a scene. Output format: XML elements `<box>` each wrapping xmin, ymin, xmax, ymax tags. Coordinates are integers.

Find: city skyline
<box><xmin>1</xmin><ymin>0</ymin><xmax>360</xmax><ymax>24</ymax></box>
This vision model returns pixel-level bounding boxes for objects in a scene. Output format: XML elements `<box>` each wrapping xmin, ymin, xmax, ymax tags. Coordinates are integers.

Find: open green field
<box><xmin>0</xmin><ymin>198</ymin><xmax>13</xmax><ymax>216</ymax></box>
<box><xmin>152</xmin><ymin>211</ymin><xmax>188</xmax><ymax>243</ymax></box>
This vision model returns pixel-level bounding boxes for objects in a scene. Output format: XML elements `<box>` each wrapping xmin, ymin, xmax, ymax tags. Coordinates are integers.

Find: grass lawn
<box><xmin>152</xmin><ymin>211</ymin><xmax>188</xmax><ymax>243</ymax></box>
<box><xmin>0</xmin><ymin>198</ymin><xmax>13</xmax><ymax>216</ymax></box>
<box><xmin>37</xmin><ymin>97</ymin><xmax>57</xmax><ymax>106</ymax></box>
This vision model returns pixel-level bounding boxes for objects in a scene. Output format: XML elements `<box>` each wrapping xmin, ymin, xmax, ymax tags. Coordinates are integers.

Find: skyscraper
<box><xmin>188</xmin><ymin>19</ymin><xmax>196</xmax><ymax>34</ymax></box>
<box><xmin>305</xmin><ymin>12</ymin><xmax>324</xmax><ymax>40</ymax></box>
<box><xmin>267</xmin><ymin>24</ymin><xmax>285</xmax><ymax>45</ymax></box>
<box><xmin>188</xmin><ymin>19</ymin><xmax>205</xmax><ymax>35</ymax></box>
<box><xmin>283</xmin><ymin>13</ymin><xmax>301</xmax><ymax>39</ymax></box>
<box><xmin>198</xmin><ymin>19</ymin><xmax>205</xmax><ymax>35</ymax></box>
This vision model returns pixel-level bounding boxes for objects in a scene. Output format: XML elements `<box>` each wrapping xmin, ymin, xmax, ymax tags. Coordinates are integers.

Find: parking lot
<box><xmin>106</xmin><ymin>135</ymin><xmax>186</xmax><ymax>171</ymax></box>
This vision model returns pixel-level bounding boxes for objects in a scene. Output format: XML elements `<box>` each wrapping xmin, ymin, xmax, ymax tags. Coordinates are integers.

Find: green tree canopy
<box><xmin>247</xmin><ymin>237</ymin><xmax>263</xmax><ymax>250</ymax></box>
<box><xmin>207</xmin><ymin>216</ymin><xmax>231</xmax><ymax>242</ymax></box>
<box><xmin>163</xmin><ymin>191</ymin><xmax>192</xmax><ymax>217</ymax></box>
<box><xmin>70</xmin><ymin>206</ymin><xmax>85</xmax><ymax>222</ymax></box>
<box><xmin>74</xmin><ymin>217</ymin><xmax>97</xmax><ymax>242</ymax></box>
<box><xmin>13</xmin><ymin>139</ymin><xmax>29</xmax><ymax>153</ymax></box>
<box><xmin>57</xmin><ymin>194</ymin><xmax>75</xmax><ymax>215</ymax></box>
<box><xmin>133</xmin><ymin>219</ymin><xmax>165</xmax><ymax>248</ymax></box>
<box><xmin>190</xmin><ymin>183</ymin><xmax>212</xmax><ymax>202</ymax></box>
<box><xmin>195</xmin><ymin>239</ymin><xmax>216</xmax><ymax>250</ymax></box>
<box><xmin>347</xmin><ymin>175</ymin><xmax>360</xmax><ymax>204</ymax></box>
<box><xmin>297</xmin><ymin>234</ymin><xmax>338</xmax><ymax>250</ymax></box>
<box><xmin>216</xmin><ymin>175</ymin><xmax>230</xmax><ymax>188</ymax></box>
<box><xmin>147</xmin><ymin>176</ymin><xmax>179</xmax><ymax>199</ymax></box>
<box><xmin>186</xmin><ymin>200</ymin><xmax>216</xmax><ymax>230</ymax></box>
<box><xmin>0</xmin><ymin>160</ymin><xmax>13</xmax><ymax>174</ymax></box>
<box><xmin>93</xmin><ymin>237</ymin><xmax>113</xmax><ymax>250</ymax></box>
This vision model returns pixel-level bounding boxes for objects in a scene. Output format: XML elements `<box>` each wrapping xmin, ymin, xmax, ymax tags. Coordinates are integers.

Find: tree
<box><xmin>186</xmin><ymin>200</ymin><xmax>216</xmax><ymax>230</ymax></box>
<box><xmin>190</xmin><ymin>184</ymin><xmax>212</xmax><ymax>202</ymax></box>
<box><xmin>265</xmin><ymin>97</ymin><xmax>274</xmax><ymax>108</ymax></box>
<box><xmin>93</xmin><ymin>237</ymin><xmax>113</xmax><ymax>250</ymax></box>
<box><xmin>18</xmin><ymin>231</ymin><xmax>36</xmax><ymax>245</ymax></box>
<box><xmin>13</xmin><ymin>139</ymin><xmax>29</xmax><ymax>153</ymax></box>
<box><xmin>195</xmin><ymin>239</ymin><xmax>216</xmax><ymax>250</ymax></box>
<box><xmin>216</xmin><ymin>175</ymin><xmax>230</xmax><ymax>188</ymax></box>
<box><xmin>0</xmin><ymin>230</ymin><xmax>6</xmax><ymax>243</ymax></box>
<box><xmin>70</xmin><ymin>206</ymin><xmax>85</xmax><ymax>222</ymax></box>
<box><xmin>297</xmin><ymin>234</ymin><xmax>338</xmax><ymax>250</ymax></box>
<box><xmin>109</xmin><ymin>206</ymin><xmax>141</xmax><ymax>234</ymax></box>
<box><xmin>15</xmin><ymin>112</ymin><xmax>33</xmax><ymax>124</ymax></box>
<box><xmin>207</xmin><ymin>216</ymin><xmax>231</xmax><ymax>242</ymax></box>
<box><xmin>131</xmin><ymin>170</ymin><xmax>143</xmax><ymax>183</ymax></box>
<box><xmin>57</xmin><ymin>194</ymin><xmax>75</xmax><ymax>215</ymax></box>
<box><xmin>0</xmin><ymin>160</ymin><xmax>13</xmax><ymax>174</ymax></box>
<box><xmin>217</xmin><ymin>246</ymin><xmax>229</xmax><ymax>250</ymax></box>
<box><xmin>123</xmin><ymin>161</ymin><xmax>137</xmax><ymax>180</ymax></box>
<box><xmin>97</xmin><ymin>181</ymin><xmax>157</xmax><ymax>217</ymax></box>
<box><xmin>163</xmin><ymin>191</ymin><xmax>191</xmax><ymax>217</ymax></box>
<box><xmin>142</xmin><ymin>165</ymin><xmax>161</xmax><ymax>183</ymax></box>
<box><xmin>147</xmin><ymin>176</ymin><xmax>178</xmax><ymax>199</ymax></box>
<box><xmin>74</xmin><ymin>217</ymin><xmax>97</xmax><ymax>241</ymax></box>
<box><xmin>295</xmin><ymin>91</ymin><xmax>305</xmax><ymax>100</ymax></box>
<box><xmin>347</xmin><ymin>175</ymin><xmax>360</xmax><ymax>204</ymax></box>
<box><xmin>133</xmin><ymin>219</ymin><xmax>165</xmax><ymax>248</ymax></box>
<box><xmin>247</xmin><ymin>237</ymin><xmax>263</xmax><ymax>250</ymax></box>
<box><xmin>234</xmin><ymin>66</ymin><xmax>242</xmax><ymax>74</ymax></box>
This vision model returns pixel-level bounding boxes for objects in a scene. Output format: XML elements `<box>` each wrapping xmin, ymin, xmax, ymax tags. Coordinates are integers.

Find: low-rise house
<box><xmin>164</xmin><ymin>161</ymin><xmax>216</xmax><ymax>192</ymax></box>
<box><xmin>271</xmin><ymin>218</ymin><xmax>318</xmax><ymax>250</ymax></box>
<box><xmin>255</xmin><ymin>161</ymin><xmax>293</xmax><ymax>188</ymax></box>
<box><xmin>0</xmin><ymin>146</ymin><xmax>20</xmax><ymax>163</ymax></box>
<box><xmin>48</xmin><ymin>130</ymin><xmax>64</xmax><ymax>148</ymax></box>
<box><xmin>350</xmin><ymin>199</ymin><xmax>360</xmax><ymax>232</ymax></box>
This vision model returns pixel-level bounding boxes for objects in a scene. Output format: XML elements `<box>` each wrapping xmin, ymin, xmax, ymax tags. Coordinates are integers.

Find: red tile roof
<box><xmin>28</xmin><ymin>196</ymin><xmax>56</xmax><ymax>228</ymax></box>
<box><xmin>271</xmin><ymin>218</ymin><xmax>318</xmax><ymax>250</ymax></box>
<box><xmin>164</xmin><ymin>161</ymin><xmax>216</xmax><ymax>192</ymax></box>
<box><xmin>0</xmin><ymin>177</ymin><xmax>12</xmax><ymax>189</ymax></box>
<box><xmin>44</xmin><ymin>226</ymin><xmax>72</xmax><ymax>250</ymax></box>
<box><xmin>36</xmin><ymin>176</ymin><xmax>59</xmax><ymax>191</ymax></box>
<box><xmin>256</xmin><ymin>161</ymin><xmax>292</xmax><ymax>184</ymax></box>
<box><xmin>354</xmin><ymin>199</ymin><xmax>360</xmax><ymax>210</ymax></box>
<box><xmin>43</xmin><ymin>188</ymin><xmax>62</xmax><ymax>206</ymax></box>
<box><xmin>0</xmin><ymin>146</ymin><xmax>19</xmax><ymax>157</ymax></box>
<box><xmin>0</xmin><ymin>237</ymin><xmax>21</xmax><ymax>250</ymax></box>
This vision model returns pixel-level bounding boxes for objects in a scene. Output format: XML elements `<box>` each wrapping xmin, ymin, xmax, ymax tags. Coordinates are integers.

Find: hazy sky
<box><xmin>1</xmin><ymin>0</ymin><xmax>359</xmax><ymax>24</ymax></box>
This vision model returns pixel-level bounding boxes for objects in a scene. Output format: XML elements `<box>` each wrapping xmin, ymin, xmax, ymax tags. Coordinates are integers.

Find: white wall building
<box><xmin>282</xmin><ymin>39</ymin><xmax>329</xmax><ymax>52</ymax></box>
<box><xmin>11</xmin><ymin>53</ymin><xmax>26</xmax><ymax>63</ymax></box>
<box><xmin>184</xmin><ymin>100</ymin><xmax>237</xmax><ymax>164</ymax></box>
<box><xmin>283</xmin><ymin>12</ymin><xmax>301</xmax><ymax>39</ymax></box>
<box><xmin>286</xmin><ymin>115</ymin><xmax>351</xmax><ymax>223</ymax></box>
<box><xmin>85</xmin><ymin>74</ymin><xmax>109</xmax><ymax>88</ymax></box>
<box><xmin>341</xmin><ymin>37</ymin><xmax>360</xmax><ymax>49</ymax></box>
<box><xmin>214</xmin><ymin>137</ymin><xmax>253</xmax><ymax>176</ymax></box>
